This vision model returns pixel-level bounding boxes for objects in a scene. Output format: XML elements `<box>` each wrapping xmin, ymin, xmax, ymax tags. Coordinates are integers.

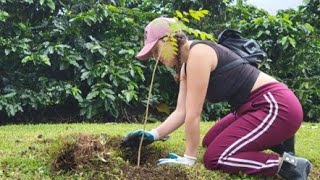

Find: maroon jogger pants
<box><xmin>202</xmin><ymin>82</ymin><xmax>303</xmax><ymax>176</ymax></box>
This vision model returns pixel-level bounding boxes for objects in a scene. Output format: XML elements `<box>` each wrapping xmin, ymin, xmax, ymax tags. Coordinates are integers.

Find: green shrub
<box><xmin>0</xmin><ymin>0</ymin><xmax>319</xmax><ymax>123</ymax></box>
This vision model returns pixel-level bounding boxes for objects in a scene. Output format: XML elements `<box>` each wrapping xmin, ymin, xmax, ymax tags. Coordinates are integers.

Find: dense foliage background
<box><xmin>0</xmin><ymin>0</ymin><xmax>319</xmax><ymax>124</ymax></box>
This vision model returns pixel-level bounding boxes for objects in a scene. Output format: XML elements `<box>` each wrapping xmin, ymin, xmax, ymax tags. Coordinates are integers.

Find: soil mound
<box><xmin>50</xmin><ymin>133</ymin><xmax>189</xmax><ymax>179</ymax></box>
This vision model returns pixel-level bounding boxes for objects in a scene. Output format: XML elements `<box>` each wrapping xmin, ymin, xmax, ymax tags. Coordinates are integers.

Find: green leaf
<box><xmin>4</xmin><ymin>92</ymin><xmax>16</xmax><ymax>98</ymax></box>
<box><xmin>81</xmin><ymin>72</ymin><xmax>90</xmax><ymax>81</ymax></box>
<box><xmin>192</xmin><ymin>29</ymin><xmax>199</xmax><ymax>38</ymax></box>
<box><xmin>200</xmin><ymin>9</ymin><xmax>209</xmax><ymax>15</ymax></box>
<box><xmin>280</xmin><ymin>36</ymin><xmax>289</xmax><ymax>49</ymax></box>
<box><xmin>46</xmin><ymin>0</ymin><xmax>55</xmax><ymax>10</ymax></box>
<box><xmin>190</xmin><ymin>13</ymin><xmax>200</xmax><ymax>21</ymax></box>
<box><xmin>205</xmin><ymin>34</ymin><xmax>215</xmax><ymax>41</ymax></box>
<box><xmin>162</xmin><ymin>42</ymin><xmax>177</xmax><ymax>61</ymax></box>
<box><xmin>175</xmin><ymin>10</ymin><xmax>183</xmax><ymax>18</ymax></box>
<box><xmin>253</xmin><ymin>17</ymin><xmax>263</xmax><ymax>25</ymax></box>
<box><xmin>305</xmin><ymin>23</ymin><xmax>314</xmax><ymax>33</ymax></box>
<box><xmin>182</xmin><ymin>18</ymin><xmax>190</xmax><ymax>23</ymax></box>
<box><xmin>46</xmin><ymin>46</ymin><xmax>54</xmax><ymax>54</ymax></box>
<box><xmin>86</xmin><ymin>105</ymin><xmax>93</xmax><ymax>119</ymax></box>
<box><xmin>87</xmin><ymin>91</ymin><xmax>99</xmax><ymax>100</ymax></box>
<box><xmin>21</xmin><ymin>55</ymin><xmax>32</xmax><ymax>64</ymax></box>
<box><xmin>189</xmin><ymin>10</ymin><xmax>200</xmax><ymax>21</ymax></box>
<box><xmin>107</xmin><ymin>94</ymin><xmax>116</xmax><ymax>101</ymax></box>
<box><xmin>197</xmin><ymin>12</ymin><xmax>205</xmax><ymax>18</ymax></box>
<box><xmin>23</xmin><ymin>0</ymin><xmax>33</xmax><ymax>4</ymax></box>
<box><xmin>256</xmin><ymin>31</ymin><xmax>263</xmax><ymax>38</ymax></box>
<box><xmin>41</xmin><ymin>55</ymin><xmax>51</xmax><ymax>66</ymax></box>
<box><xmin>281</xmin><ymin>36</ymin><xmax>288</xmax><ymax>46</ymax></box>
<box><xmin>125</xmin><ymin>17</ymin><xmax>134</xmax><ymax>23</ymax></box>
<box><xmin>288</xmin><ymin>37</ymin><xmax>296</xmax><ymax>47</ymax></box>
<box><xmin>0</xmin><ymin>10</ymin><xmax>9</xmax><ymax>22</ymax></box>
<box><xmin>125</xmin><ymin>92</ymin><xmax>133</xmax><ymax>102</ymax></box>
<box><xmin>200</xmin><ymin>32</ymin><xmax>206</xmax><ymax>40</ymax></box>
<box><xmin>98</xmin><ymin>48</ymin><xmax>107</xmax><ymax>57</ymax></box>
<box><xmin>5</xmin><ymin>49</ymin><xmax>10</xmax><ymax>55</ymax></box>
<box><xmin>107</xmin><ymin>5</ymin><xmax>120</xmax><ymax>13</ymax></box>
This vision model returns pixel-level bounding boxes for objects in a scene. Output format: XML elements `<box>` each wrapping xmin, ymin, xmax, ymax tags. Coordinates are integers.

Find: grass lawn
<box><xmin>0</xmin><ymin>122</ymin><xmax>319</xmax><ymax>179</ymax></box>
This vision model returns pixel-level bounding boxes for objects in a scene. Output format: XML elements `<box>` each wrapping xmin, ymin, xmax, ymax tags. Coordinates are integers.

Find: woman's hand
<box><xmin>120</xmin><ymin>129</ymin><xmax>157</xmax><ymax>147</ymax></box>
<box><xmin>157</xmin><ymin>153</ymin><xmax>197</xmax><ymax>166</ymax></box>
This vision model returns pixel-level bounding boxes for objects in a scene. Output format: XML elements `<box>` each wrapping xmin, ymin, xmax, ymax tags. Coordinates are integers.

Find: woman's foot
<box><xmin>278</xmin><ymin>152</ymin><xmax>312</xmax><ymax>180</ymax></box>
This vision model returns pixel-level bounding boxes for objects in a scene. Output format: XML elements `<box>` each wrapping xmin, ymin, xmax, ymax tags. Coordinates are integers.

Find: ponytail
<box><xmin>174</xmin><ymin>31</ymin><xmax>187</xmax><ymax>82</ymax></box>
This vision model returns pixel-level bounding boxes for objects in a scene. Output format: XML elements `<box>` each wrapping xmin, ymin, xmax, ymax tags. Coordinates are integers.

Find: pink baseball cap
<box><xmin>136</xmin><ymin>17</ymin><xmax>176</xmax><ymax>61</ymax></box>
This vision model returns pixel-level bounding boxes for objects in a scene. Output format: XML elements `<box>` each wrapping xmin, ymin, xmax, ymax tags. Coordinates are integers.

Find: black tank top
<box><xmin>189</xmin><ymin>40</ymin><xmax>261</xmax><ymax>108</ymax></box>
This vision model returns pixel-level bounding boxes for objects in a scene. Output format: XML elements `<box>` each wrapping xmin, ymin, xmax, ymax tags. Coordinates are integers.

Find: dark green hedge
<box><xmin>0</xmin><ymin>0</ymin><xmax>163</xmax><ymax>123</ymax></box>
<box><xmin>0</xmin><ymin>0</ymin><xmax>319</xmax><ymax>123</ymax></box>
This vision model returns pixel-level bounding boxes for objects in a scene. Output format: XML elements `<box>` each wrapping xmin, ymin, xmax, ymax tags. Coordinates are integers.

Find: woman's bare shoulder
<box><xmin>188</xmin><ymin>43</ymin><xmax>218</xmax><ymax>71</ymax></box>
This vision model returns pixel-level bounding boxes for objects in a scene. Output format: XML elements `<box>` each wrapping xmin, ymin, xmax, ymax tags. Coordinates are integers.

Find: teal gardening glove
<box><xmin>120</xmin><ymin>129</ymin><xmax>159</xmax><ymax>147</ymax></box>
<box><xmin>157</xmin><ymin>153</ymin><xmax>197</xmax><ymax>166</ymax></box>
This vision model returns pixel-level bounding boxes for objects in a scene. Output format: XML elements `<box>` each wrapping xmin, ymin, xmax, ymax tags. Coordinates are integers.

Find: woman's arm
<box><xmin>184</xmin><ymin>43</ymin><xmax>217</xmax><ymax>158</ymax></box>
<box><xmin>155</xmin><ymin>63</ymin><xmax>187</xmax><ymax>138</ymax></box>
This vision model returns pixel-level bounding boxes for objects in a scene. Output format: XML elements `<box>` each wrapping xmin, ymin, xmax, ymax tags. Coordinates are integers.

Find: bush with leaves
<box><xmin>0</xmin><ymin>0</ymin><xmax>226</xmax><ymax>123</ymax></box>
<box><xmin>0</xmin><ymin>0</ymin><xmax>163</xmax><ymax>122</ymax></box>
<box><xmin>225</xmin><ymin>2</ymin><xmax>320</xmax><ymax>122</ymax></box>
<box><xmin>0</xmin><ymin>0</ymin><xmax>319</xmax><ymax>123</ymax></box>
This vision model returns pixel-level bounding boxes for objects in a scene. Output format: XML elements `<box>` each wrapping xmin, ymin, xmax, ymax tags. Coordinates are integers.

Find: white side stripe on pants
<box><xmin>226</xmin><ymin>157</ymin><xmax>279</xmax><ymax>167</ymax></box>
<box><xmin>218</xmin><ymin>92</ymin><xmax>279</xmax><ymax>169</ymax></box>
<box><xmin>219</xmin><ymin>161</ymin><xmax>279</xmax><ymax>170</ymax></box>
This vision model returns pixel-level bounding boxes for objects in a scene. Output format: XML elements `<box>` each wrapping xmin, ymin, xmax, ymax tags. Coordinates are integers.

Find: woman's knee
<box><xmin>202</xmin><ymin>134</ymin><xmax>211</xmax><ymax>148</ymax></box>
<box><xmin>202</xmin><ymin>113</ymin><xmax>236</xmax><ymax>148</ymax></box>
<box><xmin>203</xmin><ymin>149</ymin><xmax>221</xmax><ymax>170</ymax></box>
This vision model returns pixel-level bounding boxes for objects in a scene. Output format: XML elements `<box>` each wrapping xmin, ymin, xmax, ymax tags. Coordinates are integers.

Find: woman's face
<box><xmin>151</xmin><ymin>40</ymin><xmax>178</xmax><ymax>68</ymax></box>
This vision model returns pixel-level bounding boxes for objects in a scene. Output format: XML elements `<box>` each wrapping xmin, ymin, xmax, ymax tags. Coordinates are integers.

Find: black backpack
<box><xmin>214</xmin><ymin>29</ymin><xmax>267</xmax><ymax>74</ymax></box>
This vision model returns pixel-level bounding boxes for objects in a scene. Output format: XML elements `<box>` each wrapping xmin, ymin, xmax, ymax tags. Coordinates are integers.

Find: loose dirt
<box><xmin>50</xmin><ymin>133</ymin><xmax>189</xmax><ymax>179</ymax></box>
